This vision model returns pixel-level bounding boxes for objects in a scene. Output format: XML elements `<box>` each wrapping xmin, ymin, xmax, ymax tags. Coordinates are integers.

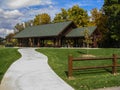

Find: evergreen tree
<box><xmin>103</xmin><ymin>0</ymin><xmax>120</xmax><ymax>47</ymax></box>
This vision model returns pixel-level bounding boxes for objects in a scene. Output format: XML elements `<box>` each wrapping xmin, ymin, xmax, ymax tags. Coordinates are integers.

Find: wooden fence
<box><xmin>68</xmin><ymin>54</ymin><xmax>120</xmax><ymax>78</ymax></box>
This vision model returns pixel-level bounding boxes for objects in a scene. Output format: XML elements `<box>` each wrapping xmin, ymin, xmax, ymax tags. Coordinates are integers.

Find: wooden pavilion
<box><xmin>14</xmin><ymin>21</ymin><xmax>100</xmax><ymax>47</ymax></box>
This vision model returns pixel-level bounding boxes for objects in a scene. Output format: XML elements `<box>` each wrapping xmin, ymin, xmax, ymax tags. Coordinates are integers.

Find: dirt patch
<box><xmin>81</xmin><ymin>54</ymin><xmax>96</xmax><ymax>58</ymax></box>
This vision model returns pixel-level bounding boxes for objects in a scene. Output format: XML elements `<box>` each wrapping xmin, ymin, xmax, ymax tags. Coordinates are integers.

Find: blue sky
<box><xmin>0</xmin><ymin>0</ymin><xmax>104</xmax><ymax>37</ymax></box>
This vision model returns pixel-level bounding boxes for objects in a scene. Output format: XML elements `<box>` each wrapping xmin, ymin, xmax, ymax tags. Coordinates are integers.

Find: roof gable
<box><xmin>14</xmin><ymin>21</ymin><xmax>73</xmax><ymax>38</ymax></box>
<box><xmin>66</xmin><ymin>26</ymin><xmax>97</xmax><ymax>37</ymax></box>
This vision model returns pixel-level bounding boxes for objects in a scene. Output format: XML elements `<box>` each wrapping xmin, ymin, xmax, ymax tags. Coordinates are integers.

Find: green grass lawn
<box><xmin>37</xmin><ymin>48</ymin><xmax>120</xmax><ymax>90</ymax></box>
<box><xmin>0</xmin><ymin>48</ymin><xmax>21</xmax><ymax>81</ymax></box>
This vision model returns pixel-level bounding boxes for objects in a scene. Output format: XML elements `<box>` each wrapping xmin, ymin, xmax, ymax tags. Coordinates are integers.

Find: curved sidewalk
<box><xmin>0</xmin><ymin>48</ymin><xmax>74</xmax><ymax>90</ymax></box>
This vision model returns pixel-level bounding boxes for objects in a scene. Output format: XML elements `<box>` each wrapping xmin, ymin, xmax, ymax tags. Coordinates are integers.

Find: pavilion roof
<box><xmin>14</xmin><ymin>21</ymin><xmax>97</xmax><ymax>38</ymax></box>
<box><xmin>14</xmin><ymin>21</ymin><xmax>73</xmax><ymax>38</ymax></box>
<box><xmin>66</xmin><ymin>26</ymin><xmax>97</xmax><ymax>37</ymax></box>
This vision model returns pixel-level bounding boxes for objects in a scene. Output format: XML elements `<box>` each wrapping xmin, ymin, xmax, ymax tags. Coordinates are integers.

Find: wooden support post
<box><xmin>29</xmin><ymin>38</ymin><xmax>32</xmax><ymax>47</ymax></box>
<box><xmin>37</xmin><ymin>38</ymin><xmax>40</xmax><ymax>47</ymax></box>
<box><xmin>18</xmin><ymin>39</ymin><xmax>21</xmax><ymax>47</ymax></box>
<box><xmin>68</xmin><ymin>54</ymin><xmax>73</xmax><ymax>79</ymax></box>
<box><xmin>112</xmin><ymin>54</ymin><xmax>117</xmax><ymax>75</ymax></box>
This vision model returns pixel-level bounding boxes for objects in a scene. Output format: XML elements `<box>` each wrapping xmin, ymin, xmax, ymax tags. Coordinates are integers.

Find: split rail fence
<box><xmin>68</xmin><ymin>54</ymin><xmax>120</xmax><ymax>78</ymax></box>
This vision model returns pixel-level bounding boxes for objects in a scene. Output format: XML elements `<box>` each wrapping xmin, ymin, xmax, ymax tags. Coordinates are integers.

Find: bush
<box><xmin>5</xmin><ymin>43</ymin><xmax>14</xmax><ymax>47</ymax></box>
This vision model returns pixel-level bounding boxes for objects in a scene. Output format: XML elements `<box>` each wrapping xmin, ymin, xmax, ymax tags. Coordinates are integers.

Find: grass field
<box><xmin>0</xmin><ymin>48</ymin><xmax>21</xmax><ymax>81</ymax></box>
<box><xmin>37</xmin><ymin>48</ymin><xmax>120</xmax><ymax>90</ymax></box>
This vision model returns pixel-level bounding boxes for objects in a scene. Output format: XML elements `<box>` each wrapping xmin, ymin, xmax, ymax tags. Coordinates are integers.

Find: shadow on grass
<box><xmin>65</xmin><ymin>68</ymin><xmax>114</xmax><ymax>77</ymax></box>
<box><xmin>65</xmin><ymin>71</ymin><xmax>68</xmax><ymax>77</ymax></box>
<box><xmin>0</xmin><ymin>72</ymin><xmax>3</xmax><ymax>75</ymax></box>
<box><xmin>75</xmin><ymin>68</ymin><xmax>111</xmax><ymax>75</ymax></box>
<box><xmin>77</xmin><ymin>51</ymin><xmax>87</xmax><ymax>54</ymax></box>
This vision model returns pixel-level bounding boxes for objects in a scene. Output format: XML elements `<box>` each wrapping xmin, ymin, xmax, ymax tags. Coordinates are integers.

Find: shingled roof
<box><xmin>66</xmin><ymin>26</ymin><xmax>97</xmax><ymax>37</ymax></box>
<box><xmin>14</xmin><ymin>21</ymin><xmax>73</xmax><ymax>38</ymax></box>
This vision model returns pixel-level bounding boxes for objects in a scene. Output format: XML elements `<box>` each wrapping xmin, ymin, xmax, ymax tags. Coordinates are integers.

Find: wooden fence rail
<box><xmin>68</xmin><ymin>54</ymin><xmax>120</xmax><ymax>78</ymax></box>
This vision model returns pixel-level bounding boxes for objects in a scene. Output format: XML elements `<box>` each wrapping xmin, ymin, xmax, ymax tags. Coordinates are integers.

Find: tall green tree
<box><xmin>33</xmin><ymin>13</ymin><xmax>51</xmax><ymax>25</ymax></box>
<box><xmin>53</xmin><ymin>5</ymin><xmax>89</xmax><ymax>27</ymax></box>
<box><xmin>103</xmin><ymin>0</ymin><xmax>120</xmax><ymax>47</ymax></box>
<box><xmin>90</xmin><ymin>8</ymin><xmax>108</xmax><ymax>44</ymax></box>
<box><xmin>90</xmin><ymin>8</ymin><xmax>100</xmax><ymax>26</ymax></box>
<box><xmin>68</xmin><ymin>5</ymin><xmax>89</xmax><ymax>27</ymax></box>
<box><xmin>53</xmin><ymin>8</ymin><xmax>68</xmax><ymax>23</ymax></box>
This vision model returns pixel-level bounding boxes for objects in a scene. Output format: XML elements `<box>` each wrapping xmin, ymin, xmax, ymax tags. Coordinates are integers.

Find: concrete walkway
<box><xmin>0</xmin><ymin>48</ymin><xmax>74</xmax><ymax>90</ymax></box>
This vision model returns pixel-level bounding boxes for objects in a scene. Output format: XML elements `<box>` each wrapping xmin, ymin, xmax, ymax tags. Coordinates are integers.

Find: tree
<box><xmin>53</xmin><ymin>5</ymin><xmax>89</xmax><ymax>27</ymax></box>
<box><xmin>103</xmin><ymin>0</ymin><xmax>120</xmax><ymax>47</ymax></box>
<box><xmin>6</xmin><ymin>33</ymin><xmax>15</xmax><ymax>43</ymax></box>
<box><xmin>90</xmin><ymin>8</ymin><xmax>108</xmax><ymax>46</ymax></box>
<box><xmin>33</xmin><ymin>13</ymin><xmax>51</xmax><ymax>25</ymax></box>
<box><xmin>5</xmin><ymin>33</ymin><xmax>17</xmax><ymax>46</ymax></box>
<box><xmin>83</xmin><ymin>28</ymin><xmax>93</xmax><ymax>54</ymax></box>
<box><xmin>14</xmin><ymin>13</ymin><xmax>51</xmax><ymax>33</ymax></box>
<box><xmin>14</xmin><ymin>20</ymin><xmax>33</xmax><ymax>33</ymax></box>
<box><xmin>83</xmin><ymin>28</ymin><xmax>93</xmax><ymax>48</ymax></box>
<box><xmin>68</xmin><ymin>5</ymin><xmax>89</xmax><ymax>27</ymax></box>
<box><xmin>14</xmin><ymin>23</ymin><xmax>25</xmax><ymax>33</ymax></box>
<box><xmin>90</xmin><ymin>8</ymin><xmax>100</xmax><ymax>25</ymax></box>
<box><xmin>0</xmin><ymin>37</ymin><xmax>4</xmax><ymax>45</ymax></box>
<box><xmin>53</xmin><ymin>8</ymin><xmax>68</xmax><ymax>23</ymax></box>
<box><xmin>25</xmin><ymin>20</ymin><xmax>33</xmax><ymax>27</ymax></box>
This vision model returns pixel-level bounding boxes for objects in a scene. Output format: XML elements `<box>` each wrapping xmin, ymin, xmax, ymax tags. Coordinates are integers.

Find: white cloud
<box><xmin>39</xmin><ymin>0</ymin><xmax>52</xmax><ymax>5</ymax></box>
<box><xmin>0</xmin><ymin>0</ymin><xmax>59</xmax><ymax>38</ymax></box>
<box><xmin>0</xmin><ymin>9</ymin><xmax>3</xmax><ymax>12</ymax></box>
<box><xmin>0</xmin><ymin>9</ymin><xmax>23</xmax><ymax>19</ymax></box>
<box><xmin>0</xmin><ymin>4</ymin><xmax>59</xmax><ymax>38</ymax></box>
<box><xmin>4</xmin><ymin>10</ymin><xmax>23</xmax><ymax>19</ymax></box>
<box><xmin>24</xmin><ymin>5</ymin><xmax>60</xmax><ymax>19</ymax></box>
<box><xmin>0</xmin><ymin>28</ymin><xmax>14</xmax><ymax>38</ymax></box>
<box><xmin>19</xmin><ymin>5</ymin><xmax>59</xmax><ymax>21</ymax></box>
<box><xmin>87</xmin><ymin>11</ymin><xmax>91</xmax><ymax>16</ymax></box>
<box><xmin>7</xmin><ymin>0</ymin><xmax>40</xmax><ymax>9</ymax></box>
<box><xmin>1</xmin><ymin>0</ymin><xmax>52</xmax><ymax>9</ymax></box>
<box><xmin>0</xmin><ymin>9</ymin><xmax>23</xmax><ymax>37</ymax></box>
<box><xmin>0</xmin><ymin>9</ymin><xmax>23</xmax><ymax>29</ymax></box>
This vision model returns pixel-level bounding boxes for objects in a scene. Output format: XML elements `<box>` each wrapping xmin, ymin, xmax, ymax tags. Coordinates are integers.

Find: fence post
<box><xmin>68</xmin><ymin>54</ymin><xmax>73</xmax><ymax>78</ymax></box>
<box><xmin>112</xmin><ymin>54</ymin><xmax>117</xmax><ymax>75</ymax></box>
